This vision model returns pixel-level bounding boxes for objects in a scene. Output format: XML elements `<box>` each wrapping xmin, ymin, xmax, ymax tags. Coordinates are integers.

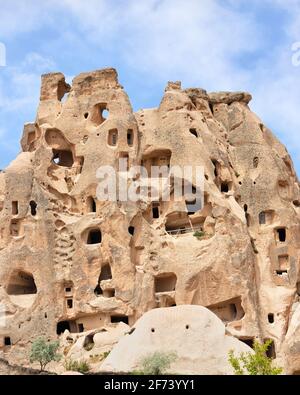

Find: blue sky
<box><xmin>0</xmin><ymin>0</ymin><xmax>300</xmax><ymax>173</ymax></box>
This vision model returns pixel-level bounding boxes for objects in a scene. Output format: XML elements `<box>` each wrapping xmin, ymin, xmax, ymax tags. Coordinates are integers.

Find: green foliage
<box><xmin>139</xmin><ymin>351</ymin><xmax>177</xmax><ymax>375</ymax></box>
<box><xmin>228</xmin><ymin>340</ymin><xmax>283</xmax><ymax>375</ymax></box>
<box><xmin>103</xmin><ymin>351</ymin><xmax>110</xmax><ymax>359</ymax></box>
<box><xmin>30</xmin><ymin>338</ymin><xmax>61</xmax><ymax>372</ymax></box>
<box><xmin>65</xmin><ymin>359</ymin><xmax>90</xmax><ymax>374</ymax></box>
<box><xmin>193</xmin><ymin>231</ymin><xmax>205</xmax><ymax>239</ymax></box>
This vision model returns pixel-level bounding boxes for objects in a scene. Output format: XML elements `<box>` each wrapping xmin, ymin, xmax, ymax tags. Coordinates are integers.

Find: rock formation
<box><xmin>0</xmin><ymin>67</ymin><xmax>299</xmax><ymax>374</ymax></box>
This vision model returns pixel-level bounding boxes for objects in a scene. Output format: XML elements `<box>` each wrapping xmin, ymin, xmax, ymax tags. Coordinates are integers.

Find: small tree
<box><xmin>140</xmin><ymin>351</ymin><xmax>177</xmax><ymax>375</ymax></box>
<box><xmin>228</xmin><ymin>340</ymin><xmax>283</xmax><ymax>375</ymax></box>
<box><xmin>30</xmin><ymin>338</ymin><xmax>61</xmax><ymax>372</ymax></box>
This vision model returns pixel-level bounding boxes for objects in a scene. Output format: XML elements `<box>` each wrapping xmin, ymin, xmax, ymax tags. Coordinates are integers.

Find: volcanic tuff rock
<box><xmin>100</xmin><ymin>305</ymin><xmax>254</xmax><ymax>375</ymax></box>
<box><xmin>0</xmin><ymin>68</ymin><xmax>300</xmax><ymax>373</ymax></box>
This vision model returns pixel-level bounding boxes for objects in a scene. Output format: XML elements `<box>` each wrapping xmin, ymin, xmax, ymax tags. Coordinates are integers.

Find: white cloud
<box><xmin>0</xmin><ymin>52</ymin><xmax>55</xmax><ymax>114</ymax></box>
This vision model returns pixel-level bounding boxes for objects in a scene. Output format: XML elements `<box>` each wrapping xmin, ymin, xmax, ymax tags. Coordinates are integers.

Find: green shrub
<box><xmin>139</xmin><ymin>351</ymin><xmax>177</xmax><ymax>375</ymax></box>
<box><xmin>193</xmin><ymin>231</ymin><xmax>205</xmax><ymax>239</ymax></box>
<box><xmin>30</xmin><ymin>338</ymin><xmax>61</xmax><ymax>372</ymax></box>
<box><xmin>228</xmin><ymin>340</ymin><xmax>283</xmax><ymax>375</ymax></box>
<box><xmin>65</xmin><ymin>359</ymin><xmax>90</xmax><ymax>374</ymax></box>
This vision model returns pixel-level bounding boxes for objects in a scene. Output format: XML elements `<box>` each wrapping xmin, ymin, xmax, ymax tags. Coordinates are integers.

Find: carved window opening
<box><xmin>268</xmin><ymin>313</ymin><xmax>274</xmax><ymax>324</ymax></box>
<box><xmin>87</xmin><ymin>196</ymin><xmax>97</xmax><ymax>213</ymax></box>
<box><xmin>86</xmin><ymin>229</ymin><xmax>102</xmax><ymax>245</ymax></box>
<box><xmin>30</xmin><ymin>201</ymin><xmax>37</xmax><ymax>216</ymax></box>
<box><xmin>264</xmin><ymin>339</ymin><xmax>276</xmax><ymax>359</ymax></box>
<box><xmin>221</xmin><ymin>183</ymin><xmax>229</xmax><ymax>193</ymax></box>
<box><xmin>67</xmin><ymin>299</ymin><xmax>73</xmax><ymax>309</ymax></box>
<box><xmin>108</xmin><ymin>129</ymin><xmax>118</xmax><ymax>146</ymax></box>
<box><xmin>52</xmin><ymin>149</ymin><xmax>74</xmax><ymax>167</ymax></box>
<box><xmin>119</xmin><ymin>152</ymin><xmax>129</xmax><ymax>171</ymax></box>
<box><xmin>276</xmin><ymin>228</ymin><xmax>286</xmax><ymax>243</ymax></box>
<box><xmin>152</xmin><ymin>203</ymin><xmax>160</xmax><ymax>219</ymax></box>
<box><xmin>57</xmin><ymin>320</ymin><xmax>76</xmax><ymax>335</ymax></box>
<box><xmin>111</xmin><ymin>316</ymin><xmax>129</xmax><ymax>324</ymax></box>
<box><xmin>208</xmin><ymin>297</ymin><xmax>245</xmax><ymax>323</ymax></box>
<box><xmin>128</xmin><ymin>226</ymin><xmax>135</xmax><ymax>236</ymax></box>
<box><xmin>127</xmin><ymin>129</ymin><xmax>134</xmax><ymax>146</ymax></box>
<box><xmin>100</xmin><ymin>264</ymin><xmax>112</xmax><ymax>281</ymax></box>
<box><xmin>259</xmin><ymin>212</ymin><xmax>266</xmax><ymax>225</ymax></box>
<box><xmin>276</xmin><ymin>255</ymin><xmax>289</xmax><ymax>275</ymax></box>
<box><xmin>253</xmin><ymin>157</ymin><xmax>259</xmax><ymax>168</ymax></box>
<box><xmin>12</xmin><ymin>201</ymin><xmax>18</xmax><ymax>215</ymax></box>
<box><xmin>189</xmin><ymin>128</ymin><xmax>198</xmax><ymax>138</ymax></box>
<box><xmin>239</xmin><ymin>337</ymin><xmax>255</xmax><ymax>349</ymax></box>
<box><xmin>91</xmin><ymin>103</ymin><xmax>109</xmax><ymax>125</ymax></box>
<box><xmin>155</xmin><ymin>273</ymin><xmax>177</xmax><ymax>293</ymax></box>
<box><xmin>7</xmin><ymin>271</ymin><xmax>37</xmax><ymax>295</ymax></box>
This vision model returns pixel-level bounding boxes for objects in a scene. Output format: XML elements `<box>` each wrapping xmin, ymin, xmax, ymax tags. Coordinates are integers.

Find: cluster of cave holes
<box><xmin>56</xmin><ymin>315</ymin><xmax>129</xmax><ymax>335</ymax></box>
<box><xmin>11</xmin><ymin>200</ymin><xmax>37</xmax><ymax>216</ymax></box>
<box><xmin>6</xmin><ymin>271</ymin><xmax>37</xmax><ymax>295</ymax></box>
<box><xmin>56</xmin><ymin>320</ymin><xmax>91</xmax><ymax>335</ymax></box>
<box><xmin>150</xmin><ymin>323</ymin><xmax>190</xmax><ymax>334</ymax></box>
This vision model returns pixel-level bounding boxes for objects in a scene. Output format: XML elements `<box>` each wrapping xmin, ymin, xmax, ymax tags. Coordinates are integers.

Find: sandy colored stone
<box><xmin>0</xmin><ymin>67</ymin><xmax>299</xmax><ymax>374</ymax></box>
<box><xmin>100</xmin><ymin>305</ymin><xmax>253</xmax><ymax>375</ymax></box>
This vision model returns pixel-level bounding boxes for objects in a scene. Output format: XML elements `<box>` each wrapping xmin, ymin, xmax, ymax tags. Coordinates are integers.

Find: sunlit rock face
<box><xmin>0</xmin><ymin>68</ymin><xmax>299</xmax><ymax>373</ymax></box>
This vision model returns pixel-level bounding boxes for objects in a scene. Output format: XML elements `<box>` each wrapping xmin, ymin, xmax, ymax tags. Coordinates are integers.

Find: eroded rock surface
<box><xmin>100</xmin><ymin>305</ymin><xmax>253</xmax><ymax>375</ymax></box>
<box><xmin>0</xmin><ymin>68</ymin><xmax>299</xmax><ymax>373</ymax></box>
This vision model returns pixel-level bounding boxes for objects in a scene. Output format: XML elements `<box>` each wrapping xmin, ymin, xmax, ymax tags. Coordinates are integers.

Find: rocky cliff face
<box><xmin>0</xmin><ymin>68</ymin><xmax>299</xmax><ymax>373</ymax></box>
